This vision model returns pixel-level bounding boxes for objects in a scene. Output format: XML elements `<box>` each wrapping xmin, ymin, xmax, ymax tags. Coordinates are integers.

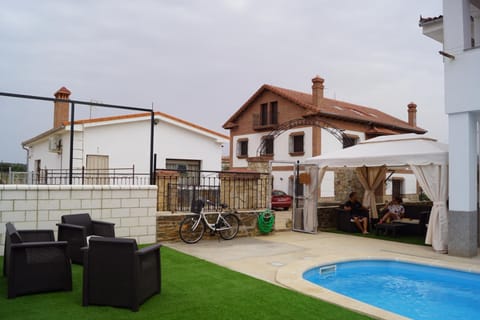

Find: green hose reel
<box><xmin>257</xmin><ymin>209</ymin><xmax>275</xmax><ymax>234</ymax></box>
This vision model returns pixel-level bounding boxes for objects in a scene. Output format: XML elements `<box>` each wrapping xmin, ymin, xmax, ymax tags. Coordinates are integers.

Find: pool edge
<box><xmin>275</xmin><ymin>254</ymin><xmax>480</xmax><ymax>320</ymax></box>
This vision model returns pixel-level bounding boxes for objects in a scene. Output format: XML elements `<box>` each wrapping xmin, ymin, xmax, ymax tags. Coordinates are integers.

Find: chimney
<box><xmin>311</xmin><ymin>75</ymin><xmax>324</xmax><ymax>106</ymax></box>
<box><xmin>407</xmin><ymin>102</ymin><xmax>417</xmax><ymax>127</ymax></box>
<box><xmin>53</xmin><ymin>86</ymin><xmax>71</xmax><ymax>128</ymax></box>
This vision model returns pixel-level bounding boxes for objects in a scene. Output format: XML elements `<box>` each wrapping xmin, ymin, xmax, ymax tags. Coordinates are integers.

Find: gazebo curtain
<box><xmin>302</xmin><ymin>166</ymin><xmax>326</xmax><ymax>233</ymax></box>
<box><xmin>410</xmin><ymin>164</ymin><xmax>448</xmax><ymax>253</ymax></box>
<box><xmin>355</xmin><ymin>166</ymin><xmax>387</xmax><ymax>219</ymax></box>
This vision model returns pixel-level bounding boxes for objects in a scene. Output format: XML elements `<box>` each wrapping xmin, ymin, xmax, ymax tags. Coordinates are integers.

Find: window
<box><xmin>236</xmin><ymin>139</ymin><xmax>248</xmax><ymax>158</ymax></box>
<box><xmin>270</xmin><ymin>101</ymin><xmax>278</xmax><ymax>124</ymax></box>
<box><xmin>343</xmin><ymin>135</ymin><xmax>359</xmax><ymax>149</ymax></box>
<box><xmin>262</xmin><ymin>135</ymin><xmax>274</xmax><ymax>156</ymax></box>
<box><xmin>166</xmin><ymin>159</ymin><xmax>201</xmax><ymax>185</ymax></box>
<box><xmin>289</xmin><ymin>132</ymin><xmax>304</xmax><ymax>155</ymax></box>
<box><xmin>260</xmin><ymin>103</ymin><xmax>268</xmax><ymax>125</ymax></box>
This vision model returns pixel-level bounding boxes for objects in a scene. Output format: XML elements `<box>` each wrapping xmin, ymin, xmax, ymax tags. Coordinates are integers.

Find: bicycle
<box><xmin>179</xmin><ymin>199</ymin><xmax>240</xmax><ymax>244</ymax></box>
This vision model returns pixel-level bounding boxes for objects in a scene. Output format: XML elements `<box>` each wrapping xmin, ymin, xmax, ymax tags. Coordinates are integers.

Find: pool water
<box><xmin>303</xmin><ymin>260</ymin><xmax>480</xmax><ymax>320</ymax></box>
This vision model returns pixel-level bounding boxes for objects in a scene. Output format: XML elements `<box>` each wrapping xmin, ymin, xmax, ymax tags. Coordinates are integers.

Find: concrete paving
<box><xmin>165</xmin><ymin>231</ymin><xmax>480</xmax><ymax>320</ymax></box>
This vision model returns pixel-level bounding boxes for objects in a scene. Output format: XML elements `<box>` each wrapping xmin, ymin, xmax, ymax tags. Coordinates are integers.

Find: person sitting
<box><xmin>344</xmin><ymin>191</ymin><xmax>369</xmax><ymax>234</ymax></box>
<box><xmin>378</xmin><ymin>197</ymin><xmax>405</xmax><ymax>224</ymax></box>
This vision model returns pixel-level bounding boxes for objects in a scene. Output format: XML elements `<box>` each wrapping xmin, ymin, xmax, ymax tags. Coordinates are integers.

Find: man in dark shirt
<box><xmin>344</xmin><ymin>191</ymin><xmax>369</xmax><ymax>234</ymax></box>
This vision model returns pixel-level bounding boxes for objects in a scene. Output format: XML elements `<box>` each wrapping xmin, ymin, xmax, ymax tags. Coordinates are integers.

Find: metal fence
<box><xmin>0</xmin><ymin>171</ymin><xmax>29</xmax><ymax>184</ymax></box>
<box><xmin>26</xmin><ymin>167</ymin><xmax>150</xmax><ymax>185</ymax></box>
<box><xmin>1</xmin><ymin>166</ymin><xmax>271</xmax><ymax>212</ymax></box>
<box><xmin>156</xmin><ymin>169</ymin><xmax>270</xmax><ymax>212</ymax></box>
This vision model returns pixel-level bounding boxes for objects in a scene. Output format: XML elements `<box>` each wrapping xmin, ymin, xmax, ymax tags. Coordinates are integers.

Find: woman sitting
<box><xmin>378</xmin><ymin>197</ymin><xmax>405</xmax><ymax>224</ymax></box>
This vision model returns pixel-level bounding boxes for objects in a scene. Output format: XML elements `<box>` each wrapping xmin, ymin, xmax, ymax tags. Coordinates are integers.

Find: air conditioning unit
<box><xmin>48</xmin><ymin>136</ymin><xmax>62</xmax><ymax>154</ymax></box>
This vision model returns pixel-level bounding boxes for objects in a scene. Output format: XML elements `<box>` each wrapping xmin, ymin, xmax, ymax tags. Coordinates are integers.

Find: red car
<box><xmin>271</xmin><ymin>190</ymin><xmax>292</xmax><ymax>210</ymax></box>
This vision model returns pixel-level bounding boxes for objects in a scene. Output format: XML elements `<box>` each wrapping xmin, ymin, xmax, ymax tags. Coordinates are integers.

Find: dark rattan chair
<box><xmin>57</xmin><ymin>213</ymin><xmax>115</xmax><ymax>264</ymax></box>
<box><xmin>3</xmin><ymin>222</ymin><xmax>72</xmax><ymax>299</ymax></box>
<box><xmin>82</xmin><ymin>237</ymin><xmax>162</xmax><ymax>311</ymax></box>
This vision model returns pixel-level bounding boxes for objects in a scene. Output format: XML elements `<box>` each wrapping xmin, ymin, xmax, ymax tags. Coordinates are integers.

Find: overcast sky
<box><xmin>0</xmin><ymin>0</ymin><xmax>445</xmax><ymax>164</ymax></box>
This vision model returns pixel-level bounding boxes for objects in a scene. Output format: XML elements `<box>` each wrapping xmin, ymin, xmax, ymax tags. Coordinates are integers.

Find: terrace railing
<box><xmin>28</xmin><ymin>167</ymin><xmax>150</xmax><ymax>185</ymax></box>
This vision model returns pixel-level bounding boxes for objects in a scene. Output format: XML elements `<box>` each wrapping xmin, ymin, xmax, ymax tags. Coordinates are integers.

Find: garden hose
<box><xmin>257</xmin><ymin>209</ymin><xmax>275</xmax><ymax>234</ymax></box>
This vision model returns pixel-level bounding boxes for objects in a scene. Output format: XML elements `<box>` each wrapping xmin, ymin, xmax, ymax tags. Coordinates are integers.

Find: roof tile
<box><xmin>224</xmin><ymin>83</ymin><xmax>425</xmax><ymax>133</ymax></box>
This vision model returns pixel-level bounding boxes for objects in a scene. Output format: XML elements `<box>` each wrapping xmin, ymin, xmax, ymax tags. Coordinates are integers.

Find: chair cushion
<box><xmin>5</xmin><ymin>222</ymin><xmax>23</xmax><ymax>243</ymax></box>
<box><xmin>62</xmin><ymin>214</ymin><xmax>93</xmax><ymax>235</ymax></box>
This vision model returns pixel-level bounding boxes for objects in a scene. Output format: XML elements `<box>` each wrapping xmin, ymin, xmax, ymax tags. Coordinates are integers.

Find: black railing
<box><xmin>31</xmin><ymin>167</ymin><xmax>150</xmax><ymax>185</ymax></box>
<box><xmin>156</xmin><ymin>169</ymin><xmax>270</xmax><ymax>212</ymax></box>
<box><xmin>13</xmin><ymin>167</ymin><xmax>271</xmax><ymax>212</ymax></box>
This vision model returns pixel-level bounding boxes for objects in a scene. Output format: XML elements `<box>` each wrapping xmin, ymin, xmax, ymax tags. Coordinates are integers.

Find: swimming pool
<box><xmin>303</xmin><ymin>260</ymin><xmax>480</xmax><ymax>320</ymax></box>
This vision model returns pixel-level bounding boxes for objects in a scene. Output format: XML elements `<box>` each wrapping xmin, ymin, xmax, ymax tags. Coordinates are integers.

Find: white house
<box><xmin>420</xmin><ymin>0</ymin><xmax>480</xmax><ymax>257</ymax></box>
<box><xmin>22</xmin><ymin>87</ymin><xmax>229</xmax><ymax>183</ymax></box>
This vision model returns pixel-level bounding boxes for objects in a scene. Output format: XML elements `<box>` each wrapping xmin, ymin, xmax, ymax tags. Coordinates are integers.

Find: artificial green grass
<box><xmin>0</xmin><ymin>247</ymin><xmax>370</xmax><ymax>320</ymax></box>
<box><xmin>322</xmin><ymin>228</ymin><xmax>428</xmax><ymax>246</ymax></box>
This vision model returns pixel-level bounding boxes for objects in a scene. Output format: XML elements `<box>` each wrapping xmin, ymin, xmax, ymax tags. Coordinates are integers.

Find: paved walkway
<box><xmin>165</xmin><ymin>231</ymin><xmax>480</xmax><ymax>320</ymax></box>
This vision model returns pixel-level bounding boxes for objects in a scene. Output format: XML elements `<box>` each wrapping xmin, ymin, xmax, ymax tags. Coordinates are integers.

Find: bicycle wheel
<box><xmin>179</xmin><ymin>215</ymin><xmax>205</xmax><ymax>244</ymax></box>
<box><xmin>219</xmin><ymin>213</ymin><xmax>240</xmax><ymax>240</ymax></box>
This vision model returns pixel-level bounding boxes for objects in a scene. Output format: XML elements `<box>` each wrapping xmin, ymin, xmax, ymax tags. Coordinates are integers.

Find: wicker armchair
<box><xmin>3</xmin><ymin>222</ymin><xmax>72</xmax><ymax>298</ymax></box>
<box><xmin>57</xmin><ymin>213</ymin><xmax>115</xmax><ymax>264</ymax></box>
<box><xmin>82</xmin><ymin>237</ymin><xmax>161</xmax><ymax>311</ymax></box>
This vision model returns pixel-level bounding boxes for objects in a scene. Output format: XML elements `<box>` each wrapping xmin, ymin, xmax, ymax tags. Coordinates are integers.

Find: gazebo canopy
<box><xmin>305</xmin><ymin>133</ymin><xmax>448</xmax><ymax>168</ymax></box>
<box><xmin>304</xmin><ymin>133</ymin><xmax>449</xmax><ymax>253</ymax></box>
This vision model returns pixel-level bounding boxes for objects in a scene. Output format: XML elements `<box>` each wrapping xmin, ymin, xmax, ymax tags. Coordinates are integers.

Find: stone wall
<box><xmin>156</xmin><ymin>210</ymin><xmax>270</xmax><ymax>242</ymax></box>
<box><xmin>0</xmin><ymin>184</ymin><xmax>158</xmax><ymax>256</ymax></box>
<box><xmin>334</xmin><ymin>168</ymin><xmax>364</xmax><ymax>202</ymax></box>
<box><xmin>220</xmin><ymin>172</ymin><xmax>268</xmax><ymax>210</ymax></box>
<box><xmin>317</xmin><ymin>205</ymin><xmax>338</xmax><ymax>229</ymax></box>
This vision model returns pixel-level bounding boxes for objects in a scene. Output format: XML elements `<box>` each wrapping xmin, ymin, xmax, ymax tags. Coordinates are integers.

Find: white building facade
<box><xmin>421</xmin><ymin>0</ymin><xmax>480</xmax><ymax>256</ymax></box>
<box><xmin>22</xmin><ymin>88</ymin><xmax>228</xmax><ymax>183</ymax></box>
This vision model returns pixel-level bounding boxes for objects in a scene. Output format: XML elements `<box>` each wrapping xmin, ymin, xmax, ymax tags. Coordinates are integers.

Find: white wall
<box><xmin>155</xmin><ymin>119</ymin><xmax>224</xmax><ymax>171</ymax></box>
<box><xmin>385</xmin><ymin>173</ymin><xmax>417</xmax><ymax>196</ymax></box>
<box><xmin>27</xmin><ymin>116</ymin><xmax>225</xmax><ymax>174</ymax></box>
<box><xmin>0</xmin><ymin>184</ymin><xmax>158</xmax><ymax>256</ymax></box>
<box><xmin>84</xmin><ymin>120</ymin><xmax>150</xmax><ymax>172</ymax></box>
<box><xmin>27</xmin><ymin>138</ymin><xmax>65</xmax><ymax>172</ymax></box>
<box><xmin>321</xmin><ymin>171</ymin><xmax>335</xmax><ymax>198</ymax></box>
<box><xmin>443</xmin><ymin>0</ymin><xmax>480</xmax><ymax>115</ymax></box>
<box><xmin>272</xmin><ymin>170</ymin><xmax>293</xmax><ymax>193</ymax></box>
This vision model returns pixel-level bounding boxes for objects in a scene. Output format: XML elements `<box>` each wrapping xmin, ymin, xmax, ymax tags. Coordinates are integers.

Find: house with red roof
<box><xmin>22</xmin><ymin>87</ymin><xmax>229</xmax><ymax>184</ymax></box>
<box><xmin>223</xmin><ymin>76</ymin><xmax>426</xmax><ymax>200</ymax></box>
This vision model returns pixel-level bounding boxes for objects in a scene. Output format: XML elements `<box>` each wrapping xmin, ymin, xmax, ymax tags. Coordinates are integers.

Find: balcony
<box><xmin>252</xmin><ymin>114</ymin><xmax>278</xmax><ymax>131</ymax></box>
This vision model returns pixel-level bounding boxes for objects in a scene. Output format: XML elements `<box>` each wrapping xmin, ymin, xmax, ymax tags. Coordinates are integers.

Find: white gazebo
<box><xmin>304</xmin><ymin>133</ymin><xmax>449</xmax><ymax>253</ymax></box>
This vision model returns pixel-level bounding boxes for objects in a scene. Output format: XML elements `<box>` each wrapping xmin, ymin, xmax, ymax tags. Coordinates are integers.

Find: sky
<box><xmin>0</xmin><ymin>0</ymin><xmax>445</xmax><ymax>163</ymax></box>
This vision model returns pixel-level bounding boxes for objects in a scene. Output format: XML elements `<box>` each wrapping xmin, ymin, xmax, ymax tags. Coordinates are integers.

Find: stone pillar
<box><xmin>156</xmin><ymin>170</ymin><xmax>179</xmax><ymax>212</ymax></box>
<box><xmin>448</xmin><ymin>112</ymin><xmax>478</xmax><ymax>257</ymax></box>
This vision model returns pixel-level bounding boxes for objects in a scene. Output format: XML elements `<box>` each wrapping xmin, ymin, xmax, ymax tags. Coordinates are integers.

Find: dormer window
<box><xmin>259</xmin><ymin>101</ymin><xmax>278</xmax><ymax>126</ymax></box>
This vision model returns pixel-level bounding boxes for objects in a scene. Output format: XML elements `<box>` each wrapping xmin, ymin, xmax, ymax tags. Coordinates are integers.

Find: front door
<box><xmin>86</xmin><ymin>155</ymin><xmax>109</xmax><ymax>184</ymax></box>
<box><xmin>392</xmin><ymin>179</ymin><xmax>402</xmax><ymax>200</ymax></box>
